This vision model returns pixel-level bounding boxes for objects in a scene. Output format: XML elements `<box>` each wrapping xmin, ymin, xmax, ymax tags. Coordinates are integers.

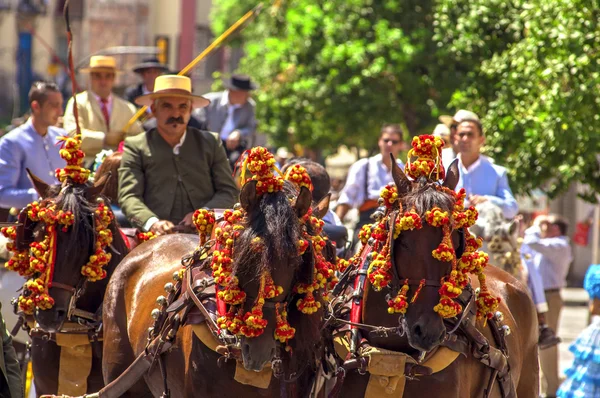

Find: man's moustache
<box><xmin>166</xmin><ymin>117</ymin><xmax>185</xmax><ymax>124</ymax></box>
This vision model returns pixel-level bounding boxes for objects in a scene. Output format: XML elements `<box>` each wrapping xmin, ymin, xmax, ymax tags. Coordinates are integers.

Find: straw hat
<box><xmin>80</xmin><ymin>55</ymin><xmax>120</xmax><ymax>73</ymax></box>
<box><xmin>439</xmin><ymin>109</ymin><xmax>480</xmax><ymax>127</ymax></box>
<box><xmin>432</xmin><ymin>123</ymin><xmax>451</xmax><ymax>139</ymax></box>
<box><xmin>134</xmin><ymin>75</ymin><xmax>210</xmax><ymax>108</ymax></box>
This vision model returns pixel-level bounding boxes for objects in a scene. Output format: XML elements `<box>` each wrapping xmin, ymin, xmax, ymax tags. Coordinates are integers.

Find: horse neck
<box><xmin>75</xmin><ymin>222</ymin><xmax>128</xmax><ymax>313</ymax></box>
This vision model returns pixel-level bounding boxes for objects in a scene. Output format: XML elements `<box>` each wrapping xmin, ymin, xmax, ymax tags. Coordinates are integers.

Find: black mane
<box><xmin>401</xmin><ymin>177</ymin><xmax>455</xmax><ymax>216</ymax></box>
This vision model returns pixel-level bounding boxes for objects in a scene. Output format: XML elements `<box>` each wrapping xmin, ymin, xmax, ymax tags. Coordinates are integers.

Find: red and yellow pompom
<box><xmin>193</xmin><ymin>209</ymin><xmax>215</xmax><ymax>242</ymax></box>
<box><xmin>387</xmin><ymin>280</ymin><xmax>410</xmax><ymax>314</ymax></box>
<box><xmin>284</xmin><ymin>164</ymin><xmax>313</xmax><ymax>192</ymax></box>
<box><xmin>405</xmin><ymin>135</ymin><xmax>445</xmax><ymax>181</ymax></box>
<box><xmin>274</xmin><ymin>304</ymin><xmax>296</xmax><ymax>346</ymax></box>
<box><xmin>242</xmin><ymin>146</ymin><xmax>284</xmax><ymax>195</ymax></box>
<box><xmin>55</xmin><ymin>135</ymin><xmax>90</xmax><ymax>184</ymax></box>
<box><xmin>137</xmin><ymin>231</ymin><xmax>156</xmax><ymax>242</ymax></box>
<box><xmin>380</xmin><ymin>185</ymin><xmax>398</xmax><ymax>209</ymax></box>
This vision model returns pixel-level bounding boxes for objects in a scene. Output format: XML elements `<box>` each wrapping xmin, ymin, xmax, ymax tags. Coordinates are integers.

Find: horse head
<box><xmin>233</xmin><ymin>179</ymin><xmax>316</xmax><ymax>371</ymax></box>
<box><xmin>13</xmin><ymin>169</ymin><xmax>127</xmax><ymax>332</ymax></box>
<box><xmin>389</xmin><ymin>158</ymin><xmax>469</xmax><ymax>352</ymax></box>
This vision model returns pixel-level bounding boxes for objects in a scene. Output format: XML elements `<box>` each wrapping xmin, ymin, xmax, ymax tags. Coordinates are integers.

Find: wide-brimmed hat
<box><xmin>80</xmin><ymin>55</ymin><xmax>121</xmax><ymax>73</ymax></box>
<box><xmin>439</xmin><ymin>109</ymin><xmax>480</xmax><ymax>127</ymax></box>
<box><xmin>132</xmin><ymin>57</ymin><xmax>169</xmax><ymax>74</ymax></box>
<box><xmin>223</xmin><ymin>74</ymin><xmax>257</xmax><ymax>91</ymax></box>
<box><xmin>134</xmin><ymin>75</ymin><xmax>210</xmax><ymax>108</ymax></box>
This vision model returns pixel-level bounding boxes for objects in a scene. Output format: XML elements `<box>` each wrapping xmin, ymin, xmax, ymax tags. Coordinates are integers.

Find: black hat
<box><xmin>223</xmin><ymin>74</ymin><xmax>257</xmax><ymax>91</ymax></box>
<box><xmin>132</xmin><ymin>58</ymin><xmax>169</xmax><ymax>74</ymax></box>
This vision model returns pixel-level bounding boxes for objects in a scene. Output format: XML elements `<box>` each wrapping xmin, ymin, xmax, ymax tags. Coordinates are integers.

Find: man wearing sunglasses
<box><xmin>439</xmin><ymin>109</ymin><xmax>479</xmax><ymax>168</ymax></box>
<box><xmin>335</xmin><ymin>124</ymin><xmax>406</xmax><ymax>249</ymax></box>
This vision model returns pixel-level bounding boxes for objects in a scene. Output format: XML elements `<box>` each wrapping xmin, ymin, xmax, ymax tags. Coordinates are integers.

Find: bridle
<box><xmin>15</xmin><ymin>204</ymin><xmax>103</xmax><ymax>327</ymax></box>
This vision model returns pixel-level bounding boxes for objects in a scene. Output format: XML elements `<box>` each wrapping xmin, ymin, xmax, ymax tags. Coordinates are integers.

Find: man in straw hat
<box><xmin>63</xmin><ymin>55</ymin><xmax>143</xmax><ymax>165</ymax></box>
<box><xmin>124</xmin><ymin>57</ymin><xmax>169</xmax><ymax>106</ymax></box>
<box><xmin>193</xmin><ymin>74</ymin><xmax>257</xmax><ymax>167</ymax></box>
<box><xmin>119</xmin><ymin>75</ymin><xmax>238</xmax><ymax>235</ymax></box>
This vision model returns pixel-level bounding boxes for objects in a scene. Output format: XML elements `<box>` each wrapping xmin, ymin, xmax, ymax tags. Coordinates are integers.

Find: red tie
<box><xmin>100</xmin><ymin>98</ymin><xmax>110</xmax><ymax>127</ymax></box>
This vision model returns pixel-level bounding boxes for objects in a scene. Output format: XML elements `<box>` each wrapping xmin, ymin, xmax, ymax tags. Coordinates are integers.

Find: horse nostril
<box><xmin>413</xmin><ymin>324</ymin><xmax>423</xmax><ymax>338</ymax></box>
<box><xmin>56</xmin><ymin>309</ymin><xmax>66</xmax><ymax>320</ymax></box>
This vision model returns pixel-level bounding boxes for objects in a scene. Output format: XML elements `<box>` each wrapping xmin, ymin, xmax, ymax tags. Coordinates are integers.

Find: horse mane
<box><xmin>44</xmin><ymin>183</ymin><xmax>128</xmax><ymax>271</ymax></box>
<box><xmin>401</xmin><ymin>177</ymin><xmax>455</xmax><ymax>215</ymax></box>
<box><xmin>232</xmin><ymin>180</ymin><xmax>323</xmax><ymax>375</ymax></box>
<box><xmin>233</xmin><ymin>181</ymin><xmax>302</xmax><ymax>280</ymax></box>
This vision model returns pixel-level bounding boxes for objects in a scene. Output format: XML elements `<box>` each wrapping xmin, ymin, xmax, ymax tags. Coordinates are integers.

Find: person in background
<box><xmin>193</xmin><ymin>74</ymin><xmax>257</xmax><ymax>168</ymax></box>
<box><xmin>556</xmin><ymin>263</ymin><xmax>600</xmax><ymax>398</ymax></box>
<box><xmin>439</xmin><ymin>109</ymin><xmax>480</xmax><ymax>168</ymax></box>
<box><xmin>63</xmin><ymin>55</ymin><xmax>143</xmax><ymax>165</ymax></box>
<box><xmin>452</xmin><ymin>118</ymin><xmax>518</xmax><ymax>219</ymax></box>
<box><xmin>432</xmin><ymin>123</ymin><xmax>451</xmax><ymax>148</ymax></box>
<box><xmin>523</xmin><ymin>214</ymin><xmax>573</xmax><ymax>398</ymax></box>
<box><xmin>335</xmin><ymin>124</ymin><xmax>405</xmax><ymax>247</ymax></box>
<box><xmin>119</xmin><ymin>75</ymin><xmax>238</xmax><ymax>235</ymax></box>
<box><xmin>275</xmin><ymin>147</ymin><xmax>292</xmax><ymax>170</ymax></box>
<box><xmin>0</xmin><ymin>302</ymin><xmax>23</xmax><ymax>398</ymax></box>
<box><xmin>124</xmin><ymin>58</ymin><xmax>169</xmax><ymax>107</ymax></box>
<box><xmin>0</xmin><ymin>81</ymin><xmax>66</xmax><ymax>211</ymax></box>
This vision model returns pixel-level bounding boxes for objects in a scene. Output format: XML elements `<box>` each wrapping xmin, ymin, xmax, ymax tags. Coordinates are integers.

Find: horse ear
<box><xmin>86</xmin><ymin>171</ymin><xmax>111</xmax><ymax>200</ymax></box>
<box><xmin>390</xmin><ymin>154</ymin><xmax>411</xmax><ymax>196</ymax></box>
<box><xmin>26</xmin><ymin>168</ymin><xmax>50</xmax><ymax>199</ymax></box>
<box><xmin>295</xmin><ymin>186</ymin><xmax>312</xmax><ymax>218</ymax></box>
<box><xmin>312</xmin><ymin>193</ymin><xmax>331</xmax><ymax>220</ymax></box>
<box><xmin>240</xmin><ymin>180</ymin><xmax>259</xmax><ymax>212</ymax></box>
<box><xmin>442</xmin><ymin>159</ymin><xmax>460</xmax><ymax>191</ymax></box>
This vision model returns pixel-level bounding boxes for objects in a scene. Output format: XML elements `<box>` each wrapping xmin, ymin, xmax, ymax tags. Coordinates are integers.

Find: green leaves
<box><xmin>211</xmin><ymin>0</ymin><xmax>600</xmax><ymax>200</ymax></box>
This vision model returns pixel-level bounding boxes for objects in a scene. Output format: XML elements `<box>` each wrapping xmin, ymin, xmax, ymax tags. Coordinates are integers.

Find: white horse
<box><xmin>469</xmin><ymin>201</ymin><xmax>527</xmax><ymax>284</ymax></box>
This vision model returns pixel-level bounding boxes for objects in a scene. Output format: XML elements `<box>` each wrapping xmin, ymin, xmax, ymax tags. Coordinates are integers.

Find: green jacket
<box><xmin>119</xmin><ymin>127</ymin><xmax>239</xmax><ymax>229</ymax></box>
<box><xmin>0</xmin><ymin>303</ymin><xmax>22</xmax><ymax>398</ymax></box>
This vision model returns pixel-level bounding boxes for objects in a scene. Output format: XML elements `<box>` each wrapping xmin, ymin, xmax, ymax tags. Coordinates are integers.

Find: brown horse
<box><xmin>336</xmin><ymin>160</ymin><xmax>539</xmax><ymax>397</ymax></box>
<box><xmin>102</xmin><ymin>180</ymin><xmax>332</xmax><ymax>397</ymax></box>
<box><xmin>16</xmin><ymin>172</ymin><xmax>129</xmax><ymax>396</ymax></box>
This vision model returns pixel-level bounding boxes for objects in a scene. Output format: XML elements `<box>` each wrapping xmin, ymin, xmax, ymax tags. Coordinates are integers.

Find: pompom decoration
<box><xmin>55</xmin><ymin>135</ymin><xmax>90</xmax><ymax>184</ymax></box>
<box><xmin>241</xmin><ymin>146</ymin><xmax>284</xmax><ymax>195</ymax></box>
<box><xmin>274</xmin><ymin>303</ymin><xmax>296</xmax><ymax>349</ymax></box>
<box><xmin>193</xmin><ymin>208</ymin><xmax>216</xmax><ymax>244</ymax></box>
<box><xmin>284</xmin><ymin>164</ymin><xmax>313</xmax><ymax>192</ymax></box>
<box><xmin>380</xmin><ymin>185</ymin><xmax>399</xmax><ymax>209</ymax></box>
<box><xmin>387</xmin><ymin>280</ymin><xmax>410</xmax><ymax>314</ymax></box>
<box><xmin>137</xmin><ymin>231</ymin><xmax>156</xmax><ymax>242</ymax></box>
<box><xmin>405</xmin><ymin>135</ymin><xmax>445</xmax><ymax>181</ymax></box>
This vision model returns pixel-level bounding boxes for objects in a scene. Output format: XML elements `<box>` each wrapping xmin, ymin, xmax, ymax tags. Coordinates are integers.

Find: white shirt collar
<box><xmin>220</xmin><ymin>90</ymin><xmax>230</xmax><ymax>107</ymax></box>
<box><xmin>92</xmin><ymin>92</ymin><xmax>113</xmax><ymax>107</ymax></box>
<box><xmin>173</xmin><ymin>130</ymin><xmax>187</xmax><ymax>155</ymax></box>
<box><xmin>220</xmin><ymin>90</ymin><xmax>242</xmax><ymax>109</ymax></box>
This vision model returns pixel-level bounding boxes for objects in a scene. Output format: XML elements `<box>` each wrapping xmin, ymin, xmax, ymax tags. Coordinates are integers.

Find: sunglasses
<box><xmin>382</xmin><ymin>139</ymin><xmax>401</xmax><ymax>145</ymax></box>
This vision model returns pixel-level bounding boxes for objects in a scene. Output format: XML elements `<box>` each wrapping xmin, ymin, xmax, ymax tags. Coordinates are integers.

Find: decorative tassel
<box><xmin>274</xmin><ymin>303</ymin><xmax>295</xmax><ymax>347</ymax></box>
<box><xmin>295</xmin><ymin>283</ymin><xmax>321</xmax><ymax>314</ymax></box>
<box><xmin>387</xmin><ymin>279</ymin><xmax>410</xmax><ymax>314</ymax></box>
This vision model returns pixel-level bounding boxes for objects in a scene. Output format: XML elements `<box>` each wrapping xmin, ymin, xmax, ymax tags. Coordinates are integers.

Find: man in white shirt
<box><xmin>523</xmin><ymin>214</ymin><xmax>573</xmax><ymax>398</ymax></box>
<box><xmin>336</xmin><ymin>124</ymin><xmax>406</xmax><ymax>247</ymax></box>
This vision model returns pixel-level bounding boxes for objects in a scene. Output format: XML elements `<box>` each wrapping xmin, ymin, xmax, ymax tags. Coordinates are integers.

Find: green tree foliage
<box><xmin>436</xmin><ymin>0</ymin><xmax>600</xmax><ymax>200</ymax></box>
<box><xmin>212</xmin><ymin>0</ymin><xmax>463</xmax><ymax>151</ymax></box>
<box><xmin>212</xmin><ymin>0</ymin><xmax>600</xmax><ymax>199</ymax></box>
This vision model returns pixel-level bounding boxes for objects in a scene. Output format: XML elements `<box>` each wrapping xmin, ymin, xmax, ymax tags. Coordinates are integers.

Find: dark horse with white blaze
<box><xmin>102</xmin><ymin>180</ymin><xmax>331</xmax><ymax>397</ymax></box>
<box><xmin>20</xmin><ymin>171</ymin><xmax>129</xmax><ymax>396</ymax></box>
<box><xmin>335</xmin><ymin>159</ymin><xmax>539</xmax><ymax>398</ymax></box>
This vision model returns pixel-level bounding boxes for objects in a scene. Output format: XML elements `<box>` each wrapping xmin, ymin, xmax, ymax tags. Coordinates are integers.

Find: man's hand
<box><xmin>226</xmin><ymin>130</ymin><xmax>241</xmax><ymax>150</ymax></box>
<box><xmin>469</xmin><ymin>195</ymin><xmax>488</xmax><ymax>205</ymax></box>
<box><xmin>179</xmin><ymin>212</ymin><xmax>194</xmax><ymax>227</ymax></box>
<box><xmin>150</xmin><ymin>220</ymin><xmax>175</xmax><ymax>236</ymax></box>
